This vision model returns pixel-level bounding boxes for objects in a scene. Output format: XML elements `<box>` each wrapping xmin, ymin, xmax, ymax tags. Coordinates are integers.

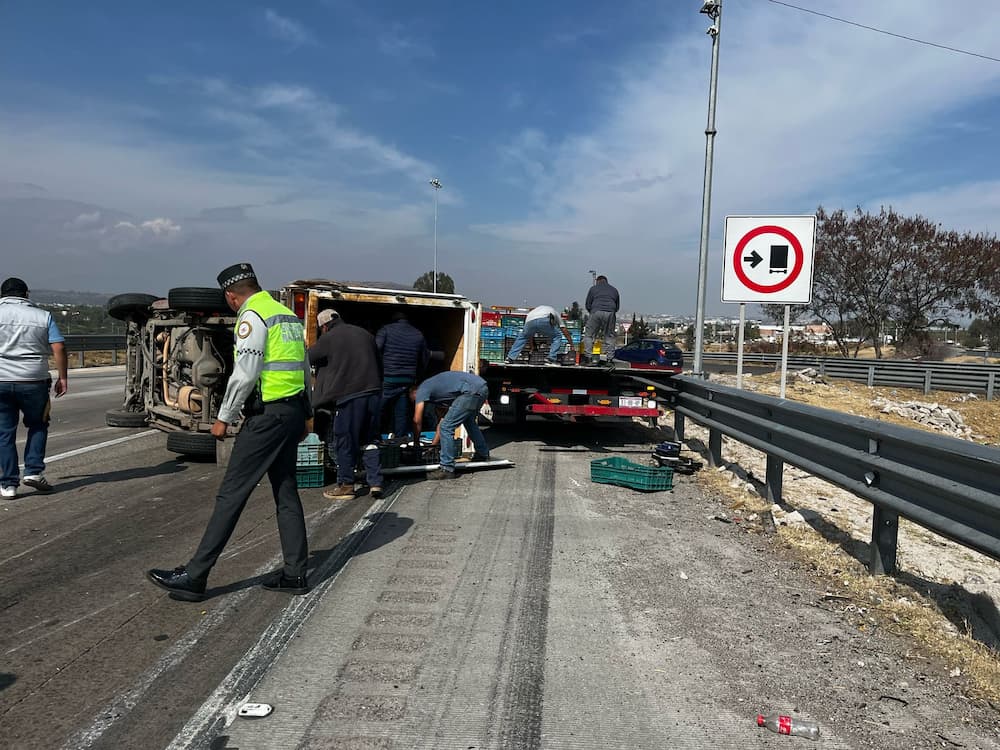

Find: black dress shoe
<box><xmin>147</xmin><ymin>566</ymin><xmax>207</xmax><ymax>602</ymax></box>
<box><xmin>261</xmin><ymin>571</ymin><xmax>309</xmax><ymax>595</ymax></box>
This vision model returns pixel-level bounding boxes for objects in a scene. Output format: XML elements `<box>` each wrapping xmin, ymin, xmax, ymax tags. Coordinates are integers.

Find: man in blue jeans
<box><xmin>505</xmin><ymin>304</ymin><xmax>569</xmax><ymax>366</ymax></box>
<box><xmin>0</xmin><ymin>277</ymin><xmax>69</xmax><ymax>498</ymax></box>
<box><xmin>410</xmin><ymin>371</ymin><xmax>489</xmax><ymax>480</ymax></box>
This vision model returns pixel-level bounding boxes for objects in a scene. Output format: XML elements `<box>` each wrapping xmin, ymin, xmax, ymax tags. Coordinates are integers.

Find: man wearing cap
<box><xmin>309</xmin><ymin>308</ymin><xmax>383</xmax><ymax>501</ymax></box>
<box><xmin>0</xmin><ymin>277</ymin><xmax>68</xmax><ymax>498</ymax></box>
<box><xmin>148</xmin><ymin>263</ymin><xmax>313</xmax><ymax>601</ymax></box>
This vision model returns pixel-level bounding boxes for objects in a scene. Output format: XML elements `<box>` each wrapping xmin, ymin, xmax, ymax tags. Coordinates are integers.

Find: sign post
<box><xmin>622</xmin><ymin>320</ymin><xmax>632</xmax><ymax>346</ymax></box>
<box><xmin>722</xmin><ymin>216</ymin><xmax>816</xmax><ymax>395</ymax></box>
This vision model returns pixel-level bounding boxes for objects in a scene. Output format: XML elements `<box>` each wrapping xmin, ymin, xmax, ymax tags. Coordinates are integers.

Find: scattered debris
<box><xmin>794</xmin><ymin>367</ymin><xmax>828</xmax><ymax>385</ymax></box>
<box><xmin>871</xmin><ymin>397</ymin><xmax>973</xmax><ymax>439</ymax></box>
<box><xmin>878</xmin><ymin>694</ymin><xmax>909</xmax><ymax>706</ymax></box>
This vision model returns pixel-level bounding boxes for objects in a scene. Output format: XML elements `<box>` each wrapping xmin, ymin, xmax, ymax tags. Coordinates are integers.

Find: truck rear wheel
<box><xmin>167</xmin><ymin>287</ymin><xmax>229</xmax><ymax>314</ymax></box>
<box><xmin>166</xmin><ymin>431</ymin><xmax>218</xmax><ymax>459</ymax></box>
<box><xmin>107</xmin><ymin>293</ymin><xmax>159</xmax><ymax>322</ymax></box>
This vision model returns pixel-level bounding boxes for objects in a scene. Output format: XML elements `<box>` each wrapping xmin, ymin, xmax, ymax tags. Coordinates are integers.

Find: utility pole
<box><xmin>692</xmin><ymin>0</ymin><xmax>722</xmax><ymax>377</ymax></box>
<box><xmin>430</xmin><ymin>178</ymin><xmax>443</xmax><ymax>293</ymax></box>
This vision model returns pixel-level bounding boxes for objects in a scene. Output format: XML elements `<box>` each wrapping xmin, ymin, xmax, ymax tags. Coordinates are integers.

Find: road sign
<box><xmin>621</xmin><ymin>321</ymin><xmax>632</xmax><ymax>332</ymax></box>
<box><xmin>722</xmin><ymin>216</ymin><xmax>816</xmax><ymax>303</ymax></box>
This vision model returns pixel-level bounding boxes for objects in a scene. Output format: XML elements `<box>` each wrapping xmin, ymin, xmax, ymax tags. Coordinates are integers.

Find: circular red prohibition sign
<box><xmin>733</xmin><ymin>225</ymin><xmax>804</xmax><ymax>294</ymax></box>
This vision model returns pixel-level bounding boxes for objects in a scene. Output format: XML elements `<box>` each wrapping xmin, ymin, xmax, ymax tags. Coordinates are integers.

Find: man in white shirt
<box><xmin>505</xmin><ymin>305</ymin><xmax>570</xmax><ymax>366</ymax></box>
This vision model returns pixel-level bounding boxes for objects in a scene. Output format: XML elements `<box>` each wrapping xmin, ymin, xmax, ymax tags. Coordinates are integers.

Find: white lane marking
<box><xmin>64</xmin><ymin>499</ymin><xmax>363</xmax><ymax>749</ymax></box>
<box><xmin>45</xmin><ymin>431</ymin><xmax>158</xmax><ymax>464</ymax></box>
<box><xmin>6</xmin><ymin>592</ymin><xmax>142</xmax><ymax>655</ymax></box>
<box><xmin>0</xmin><ymin>516</ymin><xmax>104</xmax><ymax>568</ymax></box>
<box><xmin>166</xmin><ymin>491</ymin><xmax>403</xmax><ymax>750</ymax></box>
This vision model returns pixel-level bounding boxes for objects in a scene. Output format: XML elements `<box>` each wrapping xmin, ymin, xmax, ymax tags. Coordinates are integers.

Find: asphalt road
<box><xmin>1</xmin><ymin>370</ymin><xmax>998</xmax><ymax>749</ymax></box>
<box><xmin>0</xmin><ymin>368</ymin><xmax>378</xmax><ymax>749</ymax></box>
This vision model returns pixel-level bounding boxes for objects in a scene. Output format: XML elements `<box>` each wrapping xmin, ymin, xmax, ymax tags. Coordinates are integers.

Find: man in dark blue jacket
<box><xmin>375</xmin><ymin>311</ymin><xmax>431</xmax><ymax>437</ymax></box>
<box><xmin>583</xmin><ymin>274</ymin><xmax>620</xmax><ymax>364</ymax></box>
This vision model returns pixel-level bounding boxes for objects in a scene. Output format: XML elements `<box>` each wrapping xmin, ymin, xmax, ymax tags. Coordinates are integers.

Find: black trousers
<box><xmin>187</xmin><ymin>399</ymin><xmax>308</xmax><ymax>580</ymax></box>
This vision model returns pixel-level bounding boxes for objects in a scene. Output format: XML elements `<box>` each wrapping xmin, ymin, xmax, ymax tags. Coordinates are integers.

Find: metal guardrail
<box><xmin>669</xmin><ymin>375</ymin><xmax>1000</xmax><ymax>574</ymax></box>
<box><xmin>701</xmin><ymin>352</ymin><xmax>1000</xmax><ymax>400</ymax></box>
<box><xmin>63</xmin><ymin>334</ymin><xmax>127</xmax><ymax>367</ymax></box>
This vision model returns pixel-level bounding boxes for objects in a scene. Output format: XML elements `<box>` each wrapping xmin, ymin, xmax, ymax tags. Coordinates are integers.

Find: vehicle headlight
<box><xmin>500</xmin><ymin>395</ymin><xmax>511</xmax><ymax>405</ymax></box>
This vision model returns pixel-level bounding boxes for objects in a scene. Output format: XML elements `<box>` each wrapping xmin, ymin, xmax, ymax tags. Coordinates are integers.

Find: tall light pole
<box><xmin>692</xmin><ymin>0</ymin><xmax>722</xmax><ymax>377</ymax></box>
<box><xmin>588</xmin><ymin>269</ymin><xmax>596</xmax><ymax>285</ymax></box>
<box><xmin>430</xmin><ymin>178</ymin><xmax>443</xmax><ymax>293</ymax></box>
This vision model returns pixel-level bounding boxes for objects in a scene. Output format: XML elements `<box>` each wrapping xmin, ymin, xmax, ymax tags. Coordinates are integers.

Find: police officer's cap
<box><xmin>217</xmin><ymin>262</ymin><xmax>258</xmax><ymax>290</ymax></box>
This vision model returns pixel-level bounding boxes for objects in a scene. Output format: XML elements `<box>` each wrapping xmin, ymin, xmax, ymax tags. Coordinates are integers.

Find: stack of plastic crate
<box><xmin>479</xmin><ymin>326</ymin><xmax>506</xmax><ymax>364</ymax></box>
<box><xmin>500</xmin><ymin>315</ymin><xmax>525</xmax><ymax>361</ymax></box>
<box><xmin>296</xmin><ymin>432</ymin><xmax>325</xmax><ymax>488</ymax></box>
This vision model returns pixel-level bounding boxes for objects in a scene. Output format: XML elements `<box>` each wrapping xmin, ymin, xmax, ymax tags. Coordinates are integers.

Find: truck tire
<box><xmin>107</xmin><ymin>293</ymin><xmax>159</xmax><ymax>322</ymax></box>
<box><xmin>166</xmin><ymin>431</ymin><xmax>218</xmax><ymax>459</ymax></box>
<box><xmin>105</xmin><ymin>409</ymin><xmax>148</xmax><ymax>428</ymax></box>
<box><xmin>167</xmin><ymin>287</ymin><xmax>229</xmax><ymax>314</ymax></box>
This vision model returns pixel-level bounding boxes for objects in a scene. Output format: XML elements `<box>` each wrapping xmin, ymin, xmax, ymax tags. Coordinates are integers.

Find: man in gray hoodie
<box><xmin>583</xmin><ymin>275</ymin><xmax>620</xmax><ymax>364</ymax></box>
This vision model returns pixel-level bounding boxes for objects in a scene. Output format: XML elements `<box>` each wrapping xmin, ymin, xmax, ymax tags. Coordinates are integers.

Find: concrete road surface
<box><xmin>1</xmin><ymin>372</ymin><xmax>997</xmax><ymax>749</ymax></box>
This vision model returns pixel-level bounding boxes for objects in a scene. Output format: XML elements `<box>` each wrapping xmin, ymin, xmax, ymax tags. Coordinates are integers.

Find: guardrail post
<box><xmin>819</xmin><ymin>360</ymin><xmax>825</xmax><ymax>377</ymax></box>
<box><xmin>673</xmin><ymin>411</ymin><xmax>685</xmax><ymax>442</ymax></box>
<box><xmin>765</xmin><ymin>454</ymin><xmax>783</xmax><ymax>504</ymax></box>
<box><xmin>78</xmin><ymin>350</ymin><xmax>85</xmax><ymax>368</ymax></box>
<box><xmin>112</xmin><ymin>346</ymin><xmax>118</xmax><ymax>366</ymax></box>
<box><xmin>708</xmin><ymin>427</ymin><xmax>722</xmax><ymax>467</ymax></box>
<box><xmin>867</xmin><ymin>365</ymin><xmax>875</xmax><ymax>388</ymax></box>
<box><xmin>869</xmin><ymin>505</ymin><xmax>899</xmax><ymax>575</ymax></box>
<box><xmin>923</xmin><ymin>370</ymin><xmax>932</xmax><ymax>395</ymax></box>
<box><xmin>988</xmin><ymin>372</ymin><xmax>995</xmax><ymax>402</ymax></box>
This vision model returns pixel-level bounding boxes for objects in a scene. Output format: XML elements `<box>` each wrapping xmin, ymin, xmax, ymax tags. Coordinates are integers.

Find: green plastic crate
<box><xmin>297</xmin><ymin>465</ymin><xmax>325</xmax><ymax>488</ymax></box>
<box><xmin>590</xmin><ymin>456</ymin><xmax>673</xmax><ymax>492</ymax></box>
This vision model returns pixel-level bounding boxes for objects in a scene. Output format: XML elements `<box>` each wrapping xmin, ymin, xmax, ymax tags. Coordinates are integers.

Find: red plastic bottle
<box><xmin>756</xmin><ymin>713</ymin><xmax>820</xmax><ymax>740</ymax></box>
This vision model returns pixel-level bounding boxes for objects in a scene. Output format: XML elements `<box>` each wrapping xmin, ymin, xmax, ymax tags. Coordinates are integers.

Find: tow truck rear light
<box><xmin>292</xmin><ymin>292</ymin><xmax>306</xmax><ymax>319</ymax></box>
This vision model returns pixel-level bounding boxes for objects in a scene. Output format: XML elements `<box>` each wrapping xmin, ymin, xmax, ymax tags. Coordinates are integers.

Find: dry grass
<box><xmin>690</xmin><ymin>372</ymin><xmax>1000</xmax><ymax>702</ymax></box>
<box><xmin>738</xmin><ymin>370</ymin><xmax>1000</xmax><ymax>445</ymax></box>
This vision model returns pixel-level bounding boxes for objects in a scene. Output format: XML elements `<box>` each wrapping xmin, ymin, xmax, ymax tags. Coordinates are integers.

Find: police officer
<box><xmin>148</xmin><ymin>263</ymin><xmax>313</xmax><ymax>601</ymax></box>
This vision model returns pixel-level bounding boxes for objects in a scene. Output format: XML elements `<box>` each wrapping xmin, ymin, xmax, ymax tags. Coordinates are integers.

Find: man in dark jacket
<box><xmin>309</xmin><ymin>308</ymin><xmax>383</xmax><ymax>501</ymax></box>
<box><xmin>375</xmin><ymin>310</ymin><xmax>431</xmax><ymax>437</ymax></box>
<box><xmin>583</xmin><ymin>274</ymin><xmax>620</xmax><ymax>365</ymax></box>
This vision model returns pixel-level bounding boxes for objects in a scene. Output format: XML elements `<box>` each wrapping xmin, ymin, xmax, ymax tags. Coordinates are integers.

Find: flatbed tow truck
<box><xmin>480</xmin><ymin>359</ymin><xmax>678</xmax><ymax>428</ymax></box>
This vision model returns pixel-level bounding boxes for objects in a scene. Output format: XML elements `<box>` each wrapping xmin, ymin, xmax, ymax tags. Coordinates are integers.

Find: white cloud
<box><xmin>68</xmin><ymin>210</ymin><xmax>102</xmax><ymax>229</ymax></box>
<box><xmin>263</xmin><ymin>9</ymin><xmax>315</xmax><ymax>48</ymax></box>
<box><xmin>378</xmin><ymin>24</ymin><xmax>434</xmax><ymax>59</ymax></box>
<box><xmin>868</xmin><ymin>180</ymin><xmax>1000</xmax><ymax>235</ymax></box>
<box><xmin>475</xmin><ymin>1</ymin><xmax>1000</xmax><ymax>311</ymax></box>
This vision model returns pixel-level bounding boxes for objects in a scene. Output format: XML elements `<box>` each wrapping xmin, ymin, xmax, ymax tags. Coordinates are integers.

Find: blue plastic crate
<box><xmin>480</xmin><ymin>327</ymin><xmax>506</xmax><ymax>339</ymax></box>
<box><xmin>297</xmin><ymin>433</ymin><xmax>324</xmax><ymax>467</ymax></box>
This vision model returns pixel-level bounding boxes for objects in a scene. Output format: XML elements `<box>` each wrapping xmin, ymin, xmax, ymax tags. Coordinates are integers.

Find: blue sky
<box><xmin>2</xmin><ymin>1</ymin><xmax>999</xmax><ymax>315</ymax></box>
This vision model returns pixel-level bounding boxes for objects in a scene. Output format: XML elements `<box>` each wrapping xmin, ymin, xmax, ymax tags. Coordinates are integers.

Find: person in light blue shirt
<box><xmin>410</xmin><ymin>371</ymin><xmax>489</xmax><ymax>479</ymax></box>
<box><xmin>0</xmin><ymin>277</ymin><xmax>68</xmax><ymax>498</ymax></box>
